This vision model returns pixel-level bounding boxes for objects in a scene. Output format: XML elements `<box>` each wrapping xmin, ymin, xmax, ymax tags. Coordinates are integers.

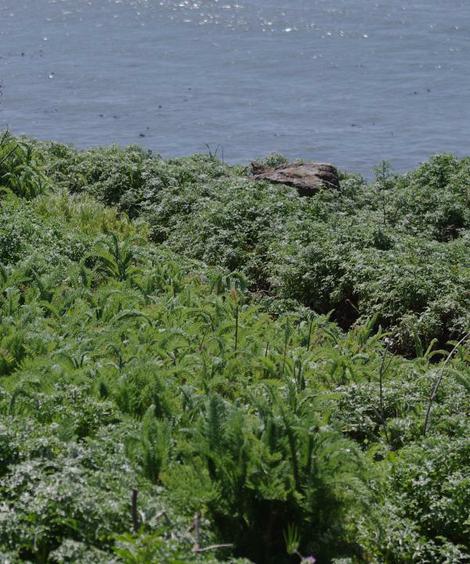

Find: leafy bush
<box><xmin>0</xmin><ymin>132</ymin><xmax>48</xmax><ymax>199</ymax></box>
<box><xmin>0</xmin><ymin>137</ymin><xmax>468</xmax><ymax>562</ymax></box>
<box><xmin>32</xmin><ymin>139</ymin><xmax>469</xmax><ymax>355</ymax></box>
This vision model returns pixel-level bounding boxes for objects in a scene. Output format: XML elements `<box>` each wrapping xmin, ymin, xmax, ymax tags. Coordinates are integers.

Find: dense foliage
<box><xmin>0</xmin><ymin>133</ymin><xmax>469</xmax><ymax>563</ymax></box>
<box><xmin>38</xmin><ymin>143</ymin><xmax>469</xmax><ymax>356</ymax></box>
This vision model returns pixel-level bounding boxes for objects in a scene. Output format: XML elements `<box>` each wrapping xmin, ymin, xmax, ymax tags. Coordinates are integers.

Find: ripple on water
<box><xmin>0</xmin><ymin>0</ymin><xmax>469</xmax><ymax>175</ymax></box>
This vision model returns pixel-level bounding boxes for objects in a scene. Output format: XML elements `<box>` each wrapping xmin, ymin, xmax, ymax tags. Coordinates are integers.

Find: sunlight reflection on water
<box><xmin>0</xmin><ymin>0</ymin><xmax>469</xmax><ymax>175</ymax></box>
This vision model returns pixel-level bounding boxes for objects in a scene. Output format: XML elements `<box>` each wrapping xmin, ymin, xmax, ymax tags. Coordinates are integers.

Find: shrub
<box><xmin>0</xmin><ymin>137</ymin><xmax>468</xmax><ymax>562</ymax></box>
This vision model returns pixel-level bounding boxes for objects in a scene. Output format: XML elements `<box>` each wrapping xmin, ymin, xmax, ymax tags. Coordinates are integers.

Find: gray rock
<box><xmin>251</xmin><ymin>161</ymin><xmax>340</xmax><ymax>196</ymax></box>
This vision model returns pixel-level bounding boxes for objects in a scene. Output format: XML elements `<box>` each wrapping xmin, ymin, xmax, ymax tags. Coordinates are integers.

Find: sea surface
<box><xmin>1</xmin><ymin>0</ymin><xmax>469</xmax><ymax>176</ymax></box>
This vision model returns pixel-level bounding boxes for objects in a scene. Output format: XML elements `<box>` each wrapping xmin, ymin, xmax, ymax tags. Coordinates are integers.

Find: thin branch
<box><xmin>192</xmin><ymin>511</ymin><xmax>201</xmax><ymax>552</ymax></box>
<box><xmin>0</xmin><ymin>143</ymin><xmax>19</xmax><ymax>168</ymax></box>
<box><xmin>131</xmin><ymin>488</ymin><xmax>140</xmax><ymax>533</ymax></box>
<box><xmin>423</xmin><ymin>332</ymin><xmax>469</xmax><ymax>436</ymax></box>
<box><xmin>234</xmin><ymin>303</ymin><xmax>239</xmax><ymax>352</ymax></box>
<box><xmin>154</xmin><ymin>510</ymin><xmax>172</xmax><ymax>526</ymax></box>
<box><xmin>306</xmin><ymin>316</ymin><xmax>314</xmax><ymax>351</ymax></box>
<box><xmin>193</xmin><ymin>544</ymin><xmax>234</xmax><ymax>553</ymax></box>
<box><xmin>378</xmin><ymin>345</ymin><xmax>392</xmax><ymax>444</ymax></box>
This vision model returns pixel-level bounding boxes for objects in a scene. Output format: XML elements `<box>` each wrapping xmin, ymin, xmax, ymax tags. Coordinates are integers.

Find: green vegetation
<box><xmin>0</xmin><ymin>132</ymin><xmax>469</xmax><ymax>563</ymax></box>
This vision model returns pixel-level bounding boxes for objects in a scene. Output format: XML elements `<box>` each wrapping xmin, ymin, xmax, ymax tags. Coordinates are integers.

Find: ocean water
<box><xmin>0</xmin><ymin>0</ymin><xmax>469</xmax><ymax>176</ymax></box>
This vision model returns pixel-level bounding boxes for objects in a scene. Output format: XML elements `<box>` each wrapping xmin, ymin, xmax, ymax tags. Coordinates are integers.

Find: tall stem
<box><xmin>423</xmin><ymin>333</ymin><xmax>469</xmax><ymax>436</ymax></box>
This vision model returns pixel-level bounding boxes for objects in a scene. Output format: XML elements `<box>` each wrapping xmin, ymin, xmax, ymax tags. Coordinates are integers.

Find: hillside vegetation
<box><xmin>0</xmin><ymin>133</ymin><xmax>469</xmax><ymax>563</ymax></box>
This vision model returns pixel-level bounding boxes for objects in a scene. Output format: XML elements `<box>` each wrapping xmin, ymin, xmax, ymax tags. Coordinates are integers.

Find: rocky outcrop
<box><xmin>251</xmin><ymin>161</ymin><xmax>340</xmax><ymax>196</ymax></box>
